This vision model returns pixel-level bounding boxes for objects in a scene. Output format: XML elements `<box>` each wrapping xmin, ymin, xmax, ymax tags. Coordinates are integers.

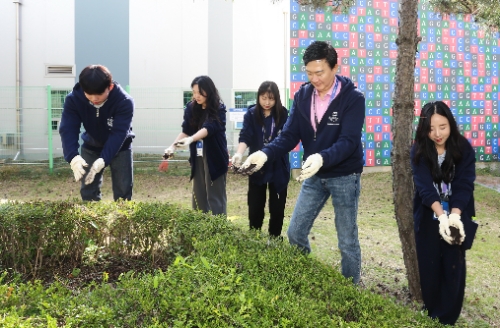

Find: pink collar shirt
<box><xmin>310</xmin><ymin>78</ymin><xmax>341</xmax><ymax>132</ymax></box>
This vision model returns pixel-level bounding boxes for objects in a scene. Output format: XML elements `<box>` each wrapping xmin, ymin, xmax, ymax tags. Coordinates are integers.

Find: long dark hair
<box><xmin>413</xmin><ymin>101</ymin><xmax>465</xmax><ymax>184</ymax></box>
<box><xmin>189</xmin><ymin>75</ymin><xmax>223</xmax><ymax>129</ymax></box>
<box><xmin>254</xmin><ymin>81</ymin><xmax>286</xmax><ymax>127</ymax></box>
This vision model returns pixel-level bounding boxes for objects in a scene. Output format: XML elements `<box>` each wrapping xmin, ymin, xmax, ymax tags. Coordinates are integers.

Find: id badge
<box><xmin>196</xmin><ymin>140</ymin><xmax>203</xmax><ymax>157</ymax></box>
<box><xmin>433</xmin><ymin>200</ymin><xmax>449</xmax><ymax>220</ymax></box>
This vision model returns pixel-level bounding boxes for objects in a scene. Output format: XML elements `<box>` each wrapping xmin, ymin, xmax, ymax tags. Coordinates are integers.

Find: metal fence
<box><xmin>0</xmin><ymin>86</ymin><xmax>292</xmax><ymax>171</ymax></box>
<box><xmin>1</xmin><ymin>86</ymin><xmax>498</xmax><ymax>172</ymax></box>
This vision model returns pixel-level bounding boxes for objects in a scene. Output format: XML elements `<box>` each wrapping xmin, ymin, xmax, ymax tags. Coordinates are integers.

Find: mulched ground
<box><xmin>8</xmin><ymin>257</ymin><xmax>170</xmax><ymax>290</ymax></box>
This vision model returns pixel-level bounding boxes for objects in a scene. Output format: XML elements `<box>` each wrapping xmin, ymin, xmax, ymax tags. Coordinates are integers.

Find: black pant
<box><xmin>80</xmin><ymin>147</ymin><xmax>133</xmax><ymax>201</ymax></box>
<box><xmin>415</xmin><ymin>216</ymin><xmax>466</xmax><ymax>325</ymax></box>
<box><xmin>247</xmin><ymin>180</ymin><xmax>287</xmax><ymax>237</ymax></box>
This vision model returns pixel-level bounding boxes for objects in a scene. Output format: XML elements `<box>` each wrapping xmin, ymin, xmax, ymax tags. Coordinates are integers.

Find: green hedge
<box><xmin>0</xmin><ymin>201</ymin><xmax>445</xmax><ymax>327</ymax></box>
<box><xmin>0</xmin><ymin>201</ymin><xmax>205</xmax><ymax>275</ymax></box>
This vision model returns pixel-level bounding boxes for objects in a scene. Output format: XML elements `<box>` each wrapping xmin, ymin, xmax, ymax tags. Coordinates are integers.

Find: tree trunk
<box><xmin>392</xmin><ymin>0</ymin><xmax>423</xmax><ymax>302</ymax></box>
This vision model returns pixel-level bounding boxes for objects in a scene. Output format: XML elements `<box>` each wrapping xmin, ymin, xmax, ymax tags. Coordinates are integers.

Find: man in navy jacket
<box><xmin>59</xmin><ymin>65</ymin><xmax>135</xmax><ymax>201</ymax></box>
<box><xmin>240</xmin><ymin>41</ymin><xmax>365</xmax><ymax>284</ymax></box>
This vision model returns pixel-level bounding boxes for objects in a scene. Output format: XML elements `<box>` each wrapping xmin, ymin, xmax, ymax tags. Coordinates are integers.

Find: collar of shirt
<box><xmin>313</xmin><ymin>80</ymin><xmax>336</xmax><ymax>101</ymax></box>
<box><xmin>310</xmin><ymin>78</ymin><xmax>340</xmax><ymax>131</ymax></box>
<box><xmin>90</xmin><ymin>99</ymin><xmax>108</xmax><ymax>109</ymax></box>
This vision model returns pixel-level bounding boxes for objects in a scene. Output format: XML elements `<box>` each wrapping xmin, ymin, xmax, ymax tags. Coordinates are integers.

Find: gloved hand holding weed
<box><xmin>159</xmin><ymin>146</ymin><xmax>175</xmax><ymax>172</ymax></box>
<box><xmin>174</xmin><ymin>136</ymin><xmax>193</xmax><ymax>147</ymax></box>
<box><xmin>231</xmin><ymin>153</ymin><xmax>243</xmax><ymax>168</ymax></box>
<box><xmin>437</xmin><ymin>214</ymin><xmax>454</xmax><ymax>245</ymax></box>
<box><xmin>448</xmin><ymin>213</ymin><xmax>466</xmax><ymax>245</ymax></box>
<box><xmin>238</xmin><ymin>151</ymin><xmax>267</xmax><ymax>175</ymax></box>
<box><xmin>85</xmin><ymin>158</ymin><xmax>105</xmax><ymax>185</ymax></box>
<box><xmin>70</xmin><ymin>155</ymin><xmax>88</xmax><ymax>182</ymax></box>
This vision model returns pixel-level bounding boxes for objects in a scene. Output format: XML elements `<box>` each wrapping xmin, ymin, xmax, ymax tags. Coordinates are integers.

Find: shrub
<box><xmin>0</xmin><ymin>201</ymin><xmax>445</xmax><ymax>327</ymax></box>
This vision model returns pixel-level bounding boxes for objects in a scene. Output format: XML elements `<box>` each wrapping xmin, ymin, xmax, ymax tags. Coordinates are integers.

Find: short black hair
<box><xmin>79</xmin><ymin>65</ymin><xmax>113</xmax><ymax>95</ymax></box>
<box><xmin>303</xmin><ymin>41</ymin><xmax>338</xmax><ymax>69</ymax></box>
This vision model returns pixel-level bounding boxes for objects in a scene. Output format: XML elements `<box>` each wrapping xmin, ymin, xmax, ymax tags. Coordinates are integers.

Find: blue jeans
<box><xmin>80</xmin><ymin>147</ymin><xmax>133</xmax><ymax>201</ymax></box>
<box><xmin>287</xmin><ymin>173</ymin><xmax>361</xmax><ymax>284</ymax></box>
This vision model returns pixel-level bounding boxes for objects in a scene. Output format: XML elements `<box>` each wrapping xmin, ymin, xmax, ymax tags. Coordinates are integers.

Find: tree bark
<box><xmin>392</xmin><ymin>0</ymin><xmax>423</xmax><ymax>302</ymax></box>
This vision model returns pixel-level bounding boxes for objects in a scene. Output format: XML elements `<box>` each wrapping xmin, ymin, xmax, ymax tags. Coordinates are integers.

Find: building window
<box><xmin>234</xmin><ymin>91</ymin><xmax>257</xmax><ymax>109</ymax></box>
<box><xmin>51</xmin><ymin>89</ymin><xmax>71</xmax><ymax>130</ymax></box>
<box><xmin>183</xmin><ymin>91</ymin><xmax>193</xmax><ymax>106</ymax></box>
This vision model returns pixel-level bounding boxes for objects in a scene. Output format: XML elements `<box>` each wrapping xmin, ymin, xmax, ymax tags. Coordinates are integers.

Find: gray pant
<box><xmin>192</xmin><ymin>156</ymin><xmax>227</xmax><ymax>216</ymax></box>
<box><xmin>80</xmin><ymin>147</ymin><xmax>133</xmax><ymax>201</ymax></box>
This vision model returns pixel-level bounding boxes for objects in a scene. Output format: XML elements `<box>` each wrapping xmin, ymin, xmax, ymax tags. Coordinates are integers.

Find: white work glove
<box><xmin>448</xmin><ymin>213</ymin><xmax>466</xmax><ymax>245</ymax></box>
<box><xmin>163</xmin><ymin>146</ymin><xmax>176</xmax><ymax>159</ymax></box>
<box><xmin>231</xmin><ymin>153</ymin><xmax>243</xmax><ymax>168</ymax></box>
<box><xmin>175</xmin><ymin>136</ymin><xmax>194</xmax><ymax>147</ymax></box>
<box><xmin>84</xmin><ymin>158</ymin><xmax>105</xmax><ymax>185</ymax></box>
<box><xmin>437</xmin><ymin>214</ymin><xmax>454</xmax><ymax>245</ymax></box>
<box><xmin>297</xmin><ymin>153</ymin><xmax>323</xmax><ymax>182</ymax></box>
<box><xmin>238</xmin><ymin>150</ymin><xmax>268</xmax><ymax>175</ymax></box>
<box><xmin>70</xmin><ymin>155</ymin><xmax>88</xmax><ymax>182</ymax></box>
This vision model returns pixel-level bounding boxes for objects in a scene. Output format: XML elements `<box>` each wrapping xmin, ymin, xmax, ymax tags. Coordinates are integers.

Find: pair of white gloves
<box><xmin>233</xmin><ymin>150</ymin><xmax>324</xmax><ymax>182</ymax></box>
<box><xmin>70</xmin><ymin>155</ymin><xmax>105</xmax><ymax>185</ymax></box>
<box><xmin>163</xmin><ymin>136</ymin><xmax>194</xmax><ymax>158</ymax></box>
<box><xmin>437</xmin><ymin>213</ymin><xmax>466</xmax><ymax>245</ymax></box>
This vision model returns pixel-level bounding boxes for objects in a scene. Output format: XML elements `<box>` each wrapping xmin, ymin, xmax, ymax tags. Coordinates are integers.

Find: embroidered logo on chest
<box><xmin>328</xmin><ymin>112</ymin><xmax>339</xmax><ymax>123</ymax></box>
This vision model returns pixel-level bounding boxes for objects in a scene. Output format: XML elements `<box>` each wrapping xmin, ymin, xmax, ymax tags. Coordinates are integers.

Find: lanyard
<box><xmin>312</xmin><ymin>78</ymin><xmax>339</xmax><ymax>130</ymax></box>
<box><xmin>262</xmin><ymin>116</ymin><xmax>275</xmax><ymax>145</ymax></box>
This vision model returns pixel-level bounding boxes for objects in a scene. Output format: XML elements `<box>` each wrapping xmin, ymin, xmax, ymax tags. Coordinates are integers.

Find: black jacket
<box><xmin>238</xmin><ymin>105</ymin><xmax>290</xmax><ymax>193</ymax></box>
<box><xmin>60</xmin><ymin>82</ymin><xmax>134</xmax><ymax>165</ymax></box>
<box><xmin>262</xmin><ymin>76</ymin><xmax>365</xmax><ymax>178</ymax></box>
<box><xmin>411</xmin><ymin>140</ymin><xmax>477</xmax><ymax>249</ymax></box>
<box><xmin>182</xmin><ymin>101</ymin><xmax>228</xmax><ymax>181</ymax></box>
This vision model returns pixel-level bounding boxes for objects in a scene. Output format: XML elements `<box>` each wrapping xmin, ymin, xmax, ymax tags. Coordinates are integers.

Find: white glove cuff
<box><xmin>93</xmin><ymin>158</ymin><xmax>105</xmax><ymax>171</ymax></box>
<box><xmin>313</xmin><ymin>153</ymin><xmax>323</xmax><ymax>166</ymax></box>
<box><xmin>70</xmin><ymin>155</ymin><xmax>84</xmax><ymax>166</ymax></box>
<box><xmin>437</xmin><ymin>213</ymin><xmax>448</xmax><ymax>222</ymax></box>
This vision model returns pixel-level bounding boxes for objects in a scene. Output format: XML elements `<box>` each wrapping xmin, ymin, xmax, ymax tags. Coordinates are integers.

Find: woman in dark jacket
<box><xmin>164</xmin><ymin>76</ymin><xmax>228</xmax><ymax>215</ymax></box>
<box><xmin>232</xmin><ymin>81</ymin><xmax>290</xmax><ymax>237</ymax></box>
<box><xmin>411</xmin><ymin>101</ymin><xmax>477</xmax><ymax>325</ymax></box>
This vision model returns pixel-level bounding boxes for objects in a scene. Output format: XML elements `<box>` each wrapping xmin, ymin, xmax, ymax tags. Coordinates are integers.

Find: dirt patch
<box><xmin>14</xmin><ymin>256</ymin><xmax>170</xmax><ymax>291</ymax></box>
<box><xmin>475</xmin><ymin>175</ymin><xmax>500</xmax><ymax>192</ymax></box>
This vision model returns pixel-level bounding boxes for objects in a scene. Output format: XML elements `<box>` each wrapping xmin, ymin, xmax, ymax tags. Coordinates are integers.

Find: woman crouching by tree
<box><xmin>411</xmin><ymin>100</ymin><xmax>478</xmax><ymax>325</ymax></box>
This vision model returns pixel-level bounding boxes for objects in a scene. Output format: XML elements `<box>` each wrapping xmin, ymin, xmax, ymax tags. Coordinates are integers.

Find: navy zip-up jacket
<box><xmin>239</xmin><ymin>105</ymin><xmax>290</xmax><ymax>193</ymax></box>
<box><xmin>59</xmin><ymin>82</ymin><xmax>135</xmax><ymax>165</ymax></box>
<box><xmin>411</xmin><ymin>140</ymin><xmax>476</xmax><ymax>237</ymax></box>
<box><xmin>261</xmin><ymin>76</ymin><xmax>365</xmax><ymax>178</ymax></box>
<box><xmin>182</xmin><ymin>101</ymin><xmax>228</xmax><ymax>181</ymax></box>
